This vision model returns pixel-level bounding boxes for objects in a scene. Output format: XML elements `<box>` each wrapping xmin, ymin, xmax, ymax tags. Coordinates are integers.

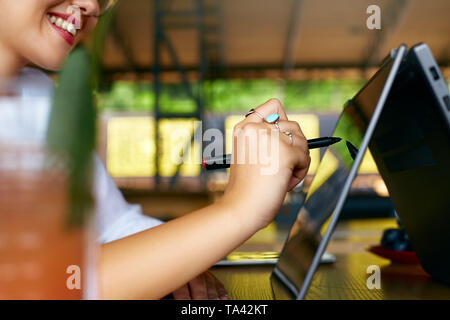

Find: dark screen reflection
<box><xmin>272</xmin><ymin>57</ymin><xmax>394</xmax><ymax>297</ymax></box>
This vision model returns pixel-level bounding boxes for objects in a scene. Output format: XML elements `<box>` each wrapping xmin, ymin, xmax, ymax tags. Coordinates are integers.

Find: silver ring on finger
<box><xmin>274</xmin><ymin>121</ymin><xmax>280</xmax><ymax>131</ymax></box>
<box><xmin>245</xmin><ymin>108</ymin><xmax>264</xmax><ymax>119</ymax></box>
<box><xmin>283</xmin><ymin>130</ymin><xmax>293</xmax><ymax>145</ymax></box>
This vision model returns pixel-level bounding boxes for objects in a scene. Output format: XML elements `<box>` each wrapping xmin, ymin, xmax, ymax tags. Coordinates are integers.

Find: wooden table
<box><xmin>210</xmin><ymin>218</ymin><xmax>450</xmax><ymax>300</ymax></box>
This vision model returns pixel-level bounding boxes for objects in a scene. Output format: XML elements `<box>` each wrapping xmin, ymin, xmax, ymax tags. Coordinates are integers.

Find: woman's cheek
<box><xmin>83</xmin><ymin>19</ymin><xmax>98</xmax><ymax>37</ymax></box>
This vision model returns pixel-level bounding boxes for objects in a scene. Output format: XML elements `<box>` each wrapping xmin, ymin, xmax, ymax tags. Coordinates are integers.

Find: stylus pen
<box><xmin>202</xmin><ymin>137</ymin><xmax>341</xmax><ymax>170</ymax></box>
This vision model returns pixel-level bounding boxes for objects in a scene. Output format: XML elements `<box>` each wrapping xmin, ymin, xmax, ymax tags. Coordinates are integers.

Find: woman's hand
<box><xmin>171</xmin><ymin>271</ymin><xmax>229</xmax><ymax>300</ymax></box>
<box><xmin>99</xmin><ymin>98</ymin><xmax>309</xmax><ymax>300</ymax></box>
<box><xmin>222</xmin><ymin>98</ymin><xmax>311</xmax><ymax>232</ymax></box>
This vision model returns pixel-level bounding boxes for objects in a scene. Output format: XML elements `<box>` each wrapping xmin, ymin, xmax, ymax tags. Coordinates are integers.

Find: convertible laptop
<box><xmin>369</xmin><ymin>43</ymin><xmax>450</xmax><ymax>285</ymax></box>
<box><xmin>270</xmin><ymin>45</ymin><xmax>406</xmax><ymax>300</ymax></box>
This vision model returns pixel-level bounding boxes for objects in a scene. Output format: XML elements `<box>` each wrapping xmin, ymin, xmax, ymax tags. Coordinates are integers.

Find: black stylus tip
<box><xmin>331</xmin><ymin>137</ymin><xmax>342</xmax><ymax>143</ymax></box>
<box><xmin>346</xmin><ymin>140</ymin><xmax>359</xmax><ymax>160</ymax></box>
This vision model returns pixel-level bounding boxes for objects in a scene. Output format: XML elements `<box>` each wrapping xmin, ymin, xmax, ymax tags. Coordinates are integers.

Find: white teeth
<box><xmin>67</xmin><ymin>24</ymin><xmax>76</xmax><ymax>36</ymax></box>
<box><xmin>48</xmin><ymin>15</ymin><xmax>77</xmax><ymax>37</ymax></box>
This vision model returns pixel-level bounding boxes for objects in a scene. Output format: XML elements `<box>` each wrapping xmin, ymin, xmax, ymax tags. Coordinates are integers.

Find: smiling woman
<box><xmin>0</xmin><ymin>0</ymin><xmax>99</xmax><ymax>74</ymax></box>
<box><xmin>0</xmin><ymin>0</ymin><xmax>311</xmax><ymax>301</ymax></box>
<box><xmin>0</xmin><ymin>0</ymin><xmax>232</xmax><ymax>300</ymax></box>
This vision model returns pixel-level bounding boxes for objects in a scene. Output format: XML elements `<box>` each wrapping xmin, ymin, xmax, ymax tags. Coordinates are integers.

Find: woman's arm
<box><xmin>99</xmin><ymin>98</ymin><xmax>310</xmax><ymax>299</ymax></box>
<box><xmin>100</xmin><ymin>199</ymin><xmax>255</xmax><ymax>299</ymax></box>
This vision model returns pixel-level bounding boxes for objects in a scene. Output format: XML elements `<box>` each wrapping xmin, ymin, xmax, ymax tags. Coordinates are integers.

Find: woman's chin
<box><xmin>41</xmin><ymin>63</ymin><xmax>62</xmax><ymax>72</ymax></box>
<box><xmin>31</xmin><ymin>55</ymin><xmax>66</xmax><ymax>72</ymax></box>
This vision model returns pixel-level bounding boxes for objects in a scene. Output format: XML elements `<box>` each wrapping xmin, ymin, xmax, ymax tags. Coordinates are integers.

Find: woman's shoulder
<box><xmin>18</xmin><ymin>67</ymin><xmax>54</xmax><ymax>98</ymax></box>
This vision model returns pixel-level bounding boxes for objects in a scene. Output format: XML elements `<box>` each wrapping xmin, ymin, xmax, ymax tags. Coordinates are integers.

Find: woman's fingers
<box><xmin>277</xmin><ymin>120</ymin><xmax>308</xmax><ymax>151</ymax></box>
<box><xmin>231</xmin><ymin>99</ymin><xmax>311</xmax><ymax>192</ymax></box>
<box><xmin>243</xmin><ymin>98</ymin><xmax>289</xmax><ymax>123</ymax></box>
<box><xmin>204</xmin><ymin>272</ymin><xmax>219</xmax><ymax>300</ymax></box>
<box><xmin>277</xmin><ymin>120</ymin><xmax>306</xmax><ymax>140</ymax></box>
<box><xmin>172</xmin><ymin>284</ymin><xmax>191</xmax><ymax>300</ymax></box>
<box><xmin>288</xmin><ymin>166</ymin><xmax>310</xmax><ymax>191</ymax></box>
<box><xmin>173</xmin><ymin>272</ymin><xmax>228</xmax><ymax>300</ymax></box>
<box><xmin>204</xmin><ymin>272</ymin><xmax>229</xmax><ymax>300</ymax></box>
<box><xmin>286</xmin><ymin>141</ymin><xmax>311</xmax><ymax>191</ymax></box>
<box><xmin>276</xmin><ymin>120</ymin><xmax>311</xmax><ymax>191</ymax></box>
<box><xmin>235</xmin><ymin>99</ymin><xmax>289</xmax><ymax>135</ymax></box>
<box><xmin>187</xmin><ymin>274</ymin><xmax>208</xmax><ymax>299</ymax></box>
<box><xmin>207</xmin><ymin>272</ymin><xmax>230</xmax><ymax>300</ymax></box>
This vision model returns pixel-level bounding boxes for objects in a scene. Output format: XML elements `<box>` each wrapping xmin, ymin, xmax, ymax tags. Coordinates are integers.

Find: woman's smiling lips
<box><xmin>46</xmin><ymin>12</ymin><xmax>79</xmax><ymax>46</ymax></box>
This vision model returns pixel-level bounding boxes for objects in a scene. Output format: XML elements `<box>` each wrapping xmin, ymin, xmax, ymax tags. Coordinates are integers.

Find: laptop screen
<box><xmin>271</xmin><ymin>48</ymin><xmax>404</xmax><ymax>299</ymax></box>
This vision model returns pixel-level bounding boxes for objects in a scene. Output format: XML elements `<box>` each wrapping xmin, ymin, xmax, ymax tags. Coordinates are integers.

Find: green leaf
<box><xmin>46</xmin><ymin>47</ymin><xmax>96</xmax><ymax>228</ymax></box>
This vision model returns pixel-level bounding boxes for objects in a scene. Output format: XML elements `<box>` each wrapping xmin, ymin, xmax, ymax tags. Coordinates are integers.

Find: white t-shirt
<box><xmin>14</xmin><ymin>67</ymin><xmax>163</xmax><ymax>243</ymax></box>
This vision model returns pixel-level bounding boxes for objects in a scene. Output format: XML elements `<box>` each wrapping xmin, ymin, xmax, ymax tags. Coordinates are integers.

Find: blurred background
<box><xmin>83</xmin><ymin>0</ymin><xmax>449</xmax><ymax>225</ymax></box>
